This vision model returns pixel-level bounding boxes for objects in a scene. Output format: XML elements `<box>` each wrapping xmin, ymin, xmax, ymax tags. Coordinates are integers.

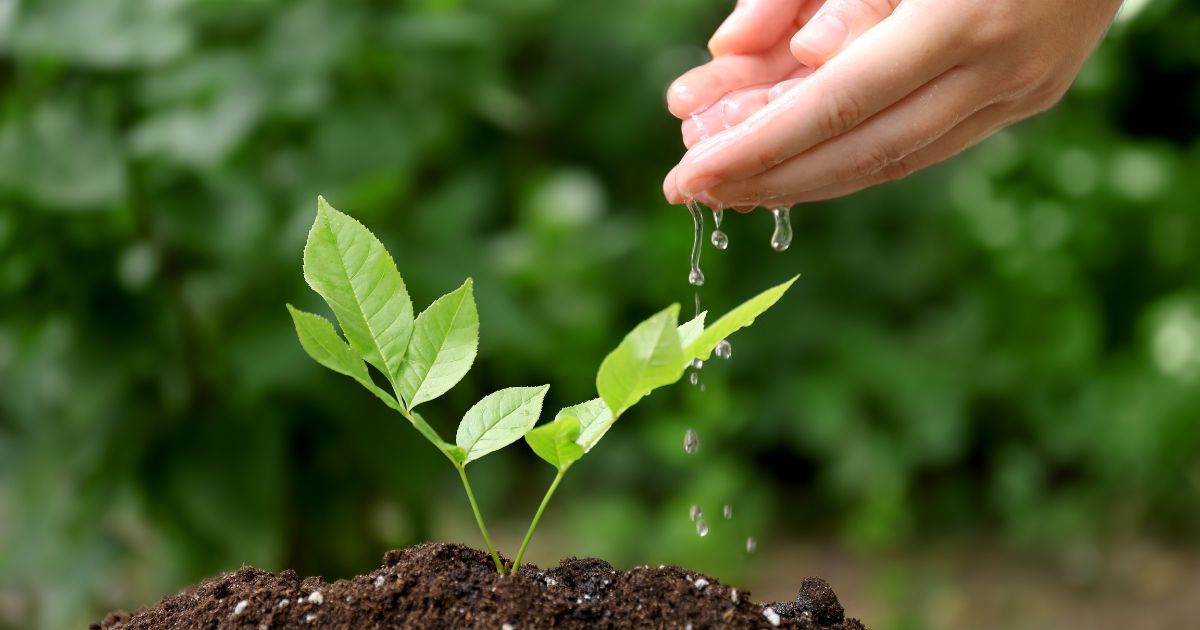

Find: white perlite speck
<box><xmin>692</xmin><ymin>578</ymin><xmax>709</xmax><ymax>590</ymax></box>
<box><xmin>374</xmin><ymin>576</ymin><xmax>385</xmax><ymax>587</ymax></box>
<box><xmin>305</xmin><ymin>613</ymin><xmax>317</xmax><ymax>623</ymax></box>
<box><xmin>278</xmin><ymin>599</ymin><xmax>289</xmax><ymax>607</ymax></box>
<box><xmin>232</xmin><ymin>600</ymin><xmax>248</xmax><ymax>616</ymax></box>
<box><xmin>307</xmin><ymin>591</ymin><xmax>324</xmax><ymax>604</ymax></box>
<box><xmin>763</xmin><ymin>607</ymin><xmax>781</xmax><ymax>626</ymax></box>
<box><xmin>502</xmin><ymin>624</ymin><xmax>515</xmax><ymax>630</ymax></box>
<box><xmin>731</xmin><ymin>589</ymin><xmax>739</xmax><ymax>603</ymax></box>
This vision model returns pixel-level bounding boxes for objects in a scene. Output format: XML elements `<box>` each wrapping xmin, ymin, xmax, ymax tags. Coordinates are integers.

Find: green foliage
<box><xmin>397</xmin><ymin>279</ymin><xmax>479</xmax><ymax>410</ymax></box>
<box><xmin>303</xmin><ymin>197</ymin><xmax>414</xmax><ymax>383</ymax></box>
<box><xmin>3</xmin><ymin>0</ymin><xmax>1200</xmax><ymax>626</ymax></box>
<box><xmin>456</xmin><ymin>386</ymin><xmax>548</xmax><ymax>464</ymax></box>
<box><xmin>291</xmin><ymin>198</ymin><xmax>793</xmax><ymax>573</ymax></box>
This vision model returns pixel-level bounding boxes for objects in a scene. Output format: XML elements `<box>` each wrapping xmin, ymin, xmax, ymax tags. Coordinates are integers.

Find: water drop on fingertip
<box><xmin>686</xmin><ymin>200</ymin><xmax>706</xmax><ymax>285</ymax></box>
<box><xmin>684</xmin><ymin>429</ymin><xmax>699</xmax><ymax>454</ymax></box>
<box><xmin>715</xmin><ymin>339</ymin><xmax>732</xmax><ymax>360</ymax></box>
<box><xmin>712</xmin><ymin>207</ymin><xmax>724</xmax><ymax>229</ymax></box>
<box><xmin>769</xmin><ymin>207</ymin><xmax>793</xmax><ymax>252</ymax></box>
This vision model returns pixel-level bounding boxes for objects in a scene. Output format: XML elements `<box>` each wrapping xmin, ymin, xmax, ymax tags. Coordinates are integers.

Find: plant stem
<box><xmin>511</xmin><ymin>468</ymin><xmax>567</xmax><ymax>574</ymax></box>
<box><xmin>455</xmin><ymin>464</ymin><xmax>505</xmax><ymax>574</ymax></box>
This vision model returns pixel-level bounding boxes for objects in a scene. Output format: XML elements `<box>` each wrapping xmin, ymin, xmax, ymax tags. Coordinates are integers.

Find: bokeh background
<box><xmin>2</xmin><ymin>0</ymin><xmax>1199</xmax><ymax>628</ymax></box>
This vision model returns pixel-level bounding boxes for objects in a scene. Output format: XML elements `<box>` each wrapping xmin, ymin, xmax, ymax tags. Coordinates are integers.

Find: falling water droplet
<box><xmin>710</xmin><ymin>230</ymin><xmax>729</xmax><ymax>250</ymax></box>
<box><xmin>715</xmin><ymin>339</ymin><xmax>732</xmax><ymax>360</ymax></box>
<box><xmin>696</xmin><ymin>519</ymin><xmax>710</xmax><ymax>537</ymax></box>
<box><xmin>745</xmin><ymin>537</ymin><xmax>757</xmax><ymax>553</ymax></box>
<box><xmin>710</xmin><ymin>207</ymin><xmax>728</xmax><ymax>250</ymax></box>
<box><xmin>684</xmin><ymin>429</ymin><xmax>699</xmax><ymax>454</ymax></box>
<box><xmin>686</xmin><ymin>200</ymin><xmax>705</xmax><ymax>286</ymax></box>
<box><xmin>689</xmin><ymin>371</ymin><xmax>700</xmax><ymax>386</ymax></box>
<box><xmin>691</xmin><ymin>358</ymin><xmax>704</xmax><ymax>369</ymax></box>
<box><xmin>689</xmin><ymin>505</ymin><xmax>702</xmax><ymax>522</ymax></box>
<box><xmin>769</xmin><ymin>207</ymin><xmax>793</xmax><ymax>252</ymax></box>
<box><xmin>723</xmin><ymin>504</ymin><xmax>733</xmax><ymax>519</ymax></box>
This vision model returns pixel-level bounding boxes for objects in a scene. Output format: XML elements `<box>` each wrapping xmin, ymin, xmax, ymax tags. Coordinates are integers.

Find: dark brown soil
<box><xmin>94</xmin><ymin>543</ymin><xmax>867</xmax><ymax>629</ymax></box>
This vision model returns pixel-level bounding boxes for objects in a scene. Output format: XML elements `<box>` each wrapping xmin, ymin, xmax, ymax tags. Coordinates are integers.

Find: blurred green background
<box><xmin>2</xmin><ymin>0</ymin><xmax>1199</xmax><ymax>628</ymax></box>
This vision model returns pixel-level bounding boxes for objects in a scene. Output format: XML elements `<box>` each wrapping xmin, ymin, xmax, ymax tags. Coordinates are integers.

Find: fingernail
<box><xmin>680</xmin><ymin>174</ymin><xmax>722</xmax><ymax>197</ymax></box>
<box><xmin>695</xmin><ymin>191</ymin><xmax>720</xmax><ymax>207</ymax></box>
<box><xmin>793</xmin><ymin>13</ymin><xmax>847</xmax><ymax>57</ymax></box>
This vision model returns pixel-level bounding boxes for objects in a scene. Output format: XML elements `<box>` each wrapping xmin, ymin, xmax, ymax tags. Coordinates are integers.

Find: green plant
<box><xmin>289</xmin><ymin>197</ymin><xmax>795</xmax><ymax>574</ymax></box>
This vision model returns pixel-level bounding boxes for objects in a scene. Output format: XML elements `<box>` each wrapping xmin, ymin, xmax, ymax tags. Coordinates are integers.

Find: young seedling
<box><xmin>289</xmin><ymin>197</ymin><xmax>795</xmax><ymax>574</ymax></box>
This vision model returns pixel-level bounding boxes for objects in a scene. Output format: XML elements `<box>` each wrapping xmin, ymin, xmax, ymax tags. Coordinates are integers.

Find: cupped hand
<box><xmin>664</xmin><ymin>0</ymin><xmax>1124</xmax><ymax>208</ymax></box>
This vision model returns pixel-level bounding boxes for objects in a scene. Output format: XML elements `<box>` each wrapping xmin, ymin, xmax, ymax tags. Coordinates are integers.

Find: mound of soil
<box><xmin>94</xmin><ymin>543</ymin><xmax>867</xmax><ymax>629</ymax></box>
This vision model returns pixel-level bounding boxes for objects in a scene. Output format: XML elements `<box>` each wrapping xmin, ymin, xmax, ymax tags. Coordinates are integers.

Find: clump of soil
<box><xmin>94</xmin><ymin>543</ymin><xmax>867</xmax><ymax>629</ymax></box>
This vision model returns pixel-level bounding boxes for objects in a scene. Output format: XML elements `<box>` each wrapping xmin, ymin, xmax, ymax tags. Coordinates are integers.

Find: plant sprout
<box><xmin>289</xmin><ymin>197</ymin><xmax>796</xmax><ymax>574</ymax></box>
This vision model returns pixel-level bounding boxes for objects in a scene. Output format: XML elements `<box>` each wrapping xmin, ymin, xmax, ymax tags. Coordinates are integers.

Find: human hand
<box><xmin>664</xmin><ymin>0</ymin><xmax>1124</xmax><ymax>208</ymax></box>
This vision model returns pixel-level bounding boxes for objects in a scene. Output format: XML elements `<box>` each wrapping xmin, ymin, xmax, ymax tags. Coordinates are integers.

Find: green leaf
<box><xmin>302</xmin><ymin>196</ymin><xmax>414</xmax><ymax>383</ymax></box>
<box><xmin>456</xmin><ymin>385</ymin><xmax>549</xmax><ymax>464</ymax></box>
<box><xmin>596</xmin><ymin>305</ymin><xmax>684</xmax><ymax>416</ymax></box>
<box><xmin>287</xmin><ymin>305</ymin><xmax>403</xmax><ymax>413</ymax></box>
<box><xmin>685</xmin><ymin>275</ymin><xmax>798</xmax><ymax>361</ymax></box>
<box><xmin>396</xmin><ymin>278</ymin><xmax>479</xmax><ymax>410</ymax></box>
<box><xmin>525</xmin><ymin>416</ymin><xmax>584</xmax><ymax>471</ymax></box>
<box><xmin>677</xmin><ymin>311</ymin><xmax>707</xmax><ymax>350</ymax></box>
<box><xmin>552</xmin><ymin>398</ymin><xmax>612</xmax><ymax>453</ymax></box>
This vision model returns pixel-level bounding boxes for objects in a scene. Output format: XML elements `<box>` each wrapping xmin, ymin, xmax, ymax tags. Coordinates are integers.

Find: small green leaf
<box><xmin>287</xmin><ymin>305</ymin><xmax>403</xmax><ymax>412</ymax></box>
<box><xmin>456</xmin><ymin>385</ymin><xmax>549</xmax><ymax>463</ymax></box>
<box><xmin>677</xmin><ymin>311</ymin><xmax>707</xmax><ymax>350</ymax></box>
<box><xmin>558</xmin><ymin>398</ymin><xmax>614</xmax><ymax>453</ymax></box>
<box><xmin>396</xmin><ymin>278</ymin><xmax>479</xmax><ymax>410</ymax></box>
<box><xmin>596</xmin><ymin>305</ymin><xmax>684</xmax><ymax>416</ymax></box>
<box><xmin>685</xmin><ymin>275</ymin><xmax>798</xmax><ymax>361</ymax></box>
<box><xmin>303</xmin><ymin>197</ymin><xmax>414</xmax><ymax>382</ymax></box>
<box><xmin>525</xmin><ymin>416</ymin><xmax>584</xmax><ymax>471</ymax></box>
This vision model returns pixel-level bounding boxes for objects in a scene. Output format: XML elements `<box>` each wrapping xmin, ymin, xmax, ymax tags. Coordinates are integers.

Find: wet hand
<box><xmin>664</xmin><ymin>0</ymin><xmax>1124</xmax><ymax>207</ymax></box>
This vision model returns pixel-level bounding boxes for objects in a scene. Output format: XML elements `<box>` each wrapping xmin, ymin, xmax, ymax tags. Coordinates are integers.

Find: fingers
<box><xmin>712</xmin><ymin>102</ymin><xmax>1017</xmax><ymax>207</ymax></box>
<box><xmin>789</xmin><ymin>0</ymin><xmax>901</xmax><ymax>68</ymax></box>
<box><xmin>680</xmin><ymin>67</ymin><xmax>815</xmax><ymax>148</ymax></box>
<box><xmin>681</xmin><ymin>88</ymin><xmax>770</xmax><ymax>148</ymax></box>
<box><xmin>703</xmin><ymin>67</ymin><xmax>993</xmax><ymax>203</ymax></box>
<box><xmin>672</xmin><ymin>3</ymin><xmax>963</xmax><ymax>197</ymax></box>
<box><xmin>667</xmin><ymin>44</ymin><xmax>799</xmax><ymax>118</ymax></box>
<box><xmin>708</xmin><ymin>0</ymin><xmax>819</xmax><ymax>56</ymax></box>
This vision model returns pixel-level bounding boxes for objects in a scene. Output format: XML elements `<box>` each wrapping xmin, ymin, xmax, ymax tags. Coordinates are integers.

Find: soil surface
<box><xmin>94</xmin><ymin>543</ymin><xmax>867</xmax><ymax>629</ymax></box>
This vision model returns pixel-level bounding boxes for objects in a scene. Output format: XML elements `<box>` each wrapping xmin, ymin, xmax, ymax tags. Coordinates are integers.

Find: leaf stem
<box><xmin>511</xmin><ymin>468</ymin><xmax>567</xmax><ymax>574</ymax></box>
<box><xmin>455</xmin><ymin>464</ymin><xmax>505</xmax><ymax>574</ymax></box>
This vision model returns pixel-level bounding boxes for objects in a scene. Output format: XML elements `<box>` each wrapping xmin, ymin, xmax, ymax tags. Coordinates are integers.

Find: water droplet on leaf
<box><xmin>684</xmin><ymin>429</ymin><xmax>699</xmax><ymax>454</ymax></box>
<box><xmin>696</xmin><ymin>519</ymin><xmax>709</xmax><ymax>537</ymax></box>
<box><xmin>745</xmin><ymin>537</ymin><xmax>757</xmax><ymax>553</ymax></box>
<box><xmin>723</xmin><ymin>504</ymin><xmax>732</xmax><ymax>519</ymax></box>
<box><xmin>689</xmin><ymin>505</ymin><xmax>702</xmax><ymax>522</ymax></box>
<box><xmin>689</xmin><ymin>371</ymin><xmax>699</xmax><ymax>386</ymax></box>
<box><xmin>715</xmin><ymin>339</ymin><xmax>732</xmax><ymax>359</ymax></box>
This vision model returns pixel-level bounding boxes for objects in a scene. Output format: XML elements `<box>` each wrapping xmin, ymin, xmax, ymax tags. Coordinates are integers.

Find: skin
<box><xmin>663</xmin><ymin>0</ymin><xmax>1126</xmax><ymax>209</ymax></box>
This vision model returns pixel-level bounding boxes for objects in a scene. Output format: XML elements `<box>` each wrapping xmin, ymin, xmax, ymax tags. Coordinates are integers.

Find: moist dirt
<box><xmin>94</xmin><ymin>543</ymin><xmax>868</xmax><ymax>629</ymax></box>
